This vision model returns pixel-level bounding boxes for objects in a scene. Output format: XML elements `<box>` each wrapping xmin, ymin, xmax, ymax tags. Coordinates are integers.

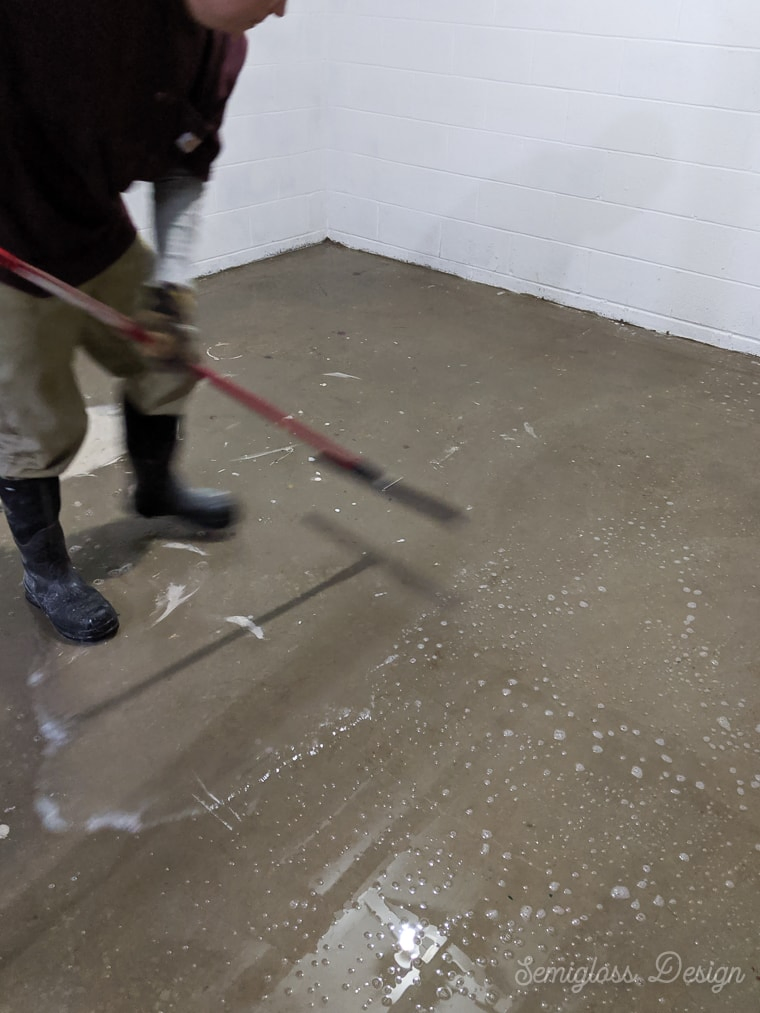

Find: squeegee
<box><xmin>0</xmin><ymin>246</ymin><xmax>463</xmax><ymax>524</ymax></box>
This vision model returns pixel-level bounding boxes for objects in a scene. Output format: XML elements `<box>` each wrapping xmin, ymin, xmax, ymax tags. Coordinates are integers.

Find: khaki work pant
<box><xmin>0</xmin><ymin>240</ymin><xmax>197</xmax><ymax>478</ymax></box>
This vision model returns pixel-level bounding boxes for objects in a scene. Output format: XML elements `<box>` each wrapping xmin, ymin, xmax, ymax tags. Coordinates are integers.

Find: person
<box><xmin>189</xmin><ymin>0</ymin><xmax>288</xmax><ymax>33</ymax></box>
<box><xmin>0</xmin><ymin>0</ymin><xmax>287</xmax><ymax>644</ymax></box>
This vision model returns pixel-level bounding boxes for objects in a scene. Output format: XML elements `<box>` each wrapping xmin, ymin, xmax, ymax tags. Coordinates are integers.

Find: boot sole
<box><xmin>24</xmin><ymin>590</ymin><xmax>120</xmax><ymax>644</ymax></box>
<box><xmin>135</xmin><ymin>505</ymin><xmax>237</xmax><ymax>531</ymax></box>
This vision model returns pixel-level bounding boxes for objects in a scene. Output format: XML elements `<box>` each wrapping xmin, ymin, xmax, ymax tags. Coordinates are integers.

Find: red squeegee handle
<box><xmin>0</xmin><ymin>246</ymin><xmax>464</xmax><ymax>523</ymax></box>
<box><xmin>0</xmin><ymin>246</ymin><xmax>368</xmax><ymax>473</ymax></box>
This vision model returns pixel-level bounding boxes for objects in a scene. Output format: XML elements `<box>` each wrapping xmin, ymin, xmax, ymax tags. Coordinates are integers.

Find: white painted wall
<box><xmin>325</xmin><ymin>0</ymin><xmax>760</xmax><ymax>355</ymax></box>
<box><xmin>127</xmin><ymin>1</ymin><xmax>760</xmax><ymax>355</ymax></box>
<box><xmin>125</xmin><ymin>2</ymin><xmax>327</xmax><ymax>274</ymax></box>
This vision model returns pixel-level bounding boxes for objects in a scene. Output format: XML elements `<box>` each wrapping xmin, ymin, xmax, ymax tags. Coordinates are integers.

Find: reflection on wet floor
<box><xmin>269</xmin><ymin>882</ymin><xmax>509</xmax><ymax>1011</ymax></box>
<box><xmin>1</xmin><ymin>246</ymin><xmax>759</xmax><ymax>1012</ymax></box>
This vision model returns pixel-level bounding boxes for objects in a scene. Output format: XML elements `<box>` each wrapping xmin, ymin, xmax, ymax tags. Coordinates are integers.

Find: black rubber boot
<box><xmin>124</xmin><ymin>399</ymin><xmax>237</xmax><ymax>530</ymax></box>
<box><xmin>0</xmin><ymin>477</ymin><xmax>119</xmax><ymax>643</ymax></box>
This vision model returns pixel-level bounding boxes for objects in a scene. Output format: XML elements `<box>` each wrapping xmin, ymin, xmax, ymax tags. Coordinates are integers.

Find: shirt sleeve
<box><xmin>152</xmin><ymin>172</ymin><xmax>205</xmax><ymax>288</ymax></box>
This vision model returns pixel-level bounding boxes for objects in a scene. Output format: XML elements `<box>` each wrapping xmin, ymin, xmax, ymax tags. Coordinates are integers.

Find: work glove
<box><xmin>135</xmin><ymin>282</ymin><xmax>200</xmax><ymax>370</ymax></box>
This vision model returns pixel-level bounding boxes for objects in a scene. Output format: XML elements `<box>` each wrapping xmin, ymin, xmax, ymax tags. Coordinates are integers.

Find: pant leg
<box><xmin>0</xmin><ymin>285</ymin><xmax>89</xmax><ymax>478</ymax></box>
<box><xmin>78</xmin><ymin>238</ymin><xmax>198</xmax><ymax>415</ymax></box>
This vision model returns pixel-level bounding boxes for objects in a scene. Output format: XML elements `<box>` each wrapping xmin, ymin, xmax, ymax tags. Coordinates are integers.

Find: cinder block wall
<box><xmin>127</xmin><ymin>1</ymin><xmax>760</xmax><ymax>355</ymax></box>
<box><xmin>325</xmin><ymin>0</ymin><xmax>760</xmax><ymax>355</ymax></box>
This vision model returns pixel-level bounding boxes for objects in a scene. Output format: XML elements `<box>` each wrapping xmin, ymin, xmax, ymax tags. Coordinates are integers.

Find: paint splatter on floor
<box><xmin>162</xmin><ymin>542</ymin><xmax>209</xmax><ymax>557</ymax></box>
<box><xmin>225</xmin><ymin>615</ymin><xmax>265</xmax><ymax>640</ymax></box>
<box><xmin>152</xmin><ymin>583</ymin><xmax>199</xmax><ymax>626</ymax></box>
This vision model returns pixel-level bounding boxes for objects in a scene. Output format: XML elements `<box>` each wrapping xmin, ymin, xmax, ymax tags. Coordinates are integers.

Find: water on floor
<box><xmin>1</xmin><ymin>244</ymin><xmax>758</xmax><ymax>1012</ymax></box>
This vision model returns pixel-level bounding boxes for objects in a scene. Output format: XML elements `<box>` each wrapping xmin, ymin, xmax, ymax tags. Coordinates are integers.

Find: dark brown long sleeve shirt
<box><xmin>0</xmin><ymin>0</ymin><xmax>246</xmax><ymax>291</ymax></box>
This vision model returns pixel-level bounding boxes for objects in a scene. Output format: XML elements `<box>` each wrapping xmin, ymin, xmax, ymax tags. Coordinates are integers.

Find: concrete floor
<box><xmin>1</xmin><ymin>243</ymin><xmax>759</xmax><ymax>1012</ymax></box>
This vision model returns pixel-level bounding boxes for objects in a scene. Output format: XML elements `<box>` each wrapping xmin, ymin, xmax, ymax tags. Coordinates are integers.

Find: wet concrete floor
<box><xmin>1</xmin><ymin>242</ymin><xmax>759</xmax><ymax>1012</ymax></box>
